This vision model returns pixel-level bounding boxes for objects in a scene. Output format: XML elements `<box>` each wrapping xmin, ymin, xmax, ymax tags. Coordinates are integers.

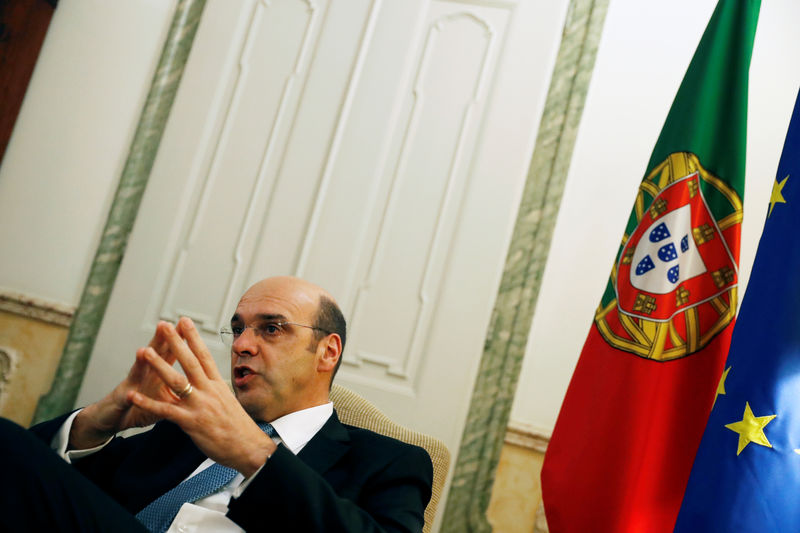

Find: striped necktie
<box><xmin>135</xmin><ymin>422</ymin><xmax>277</xmax><ymax>533</ymax></box>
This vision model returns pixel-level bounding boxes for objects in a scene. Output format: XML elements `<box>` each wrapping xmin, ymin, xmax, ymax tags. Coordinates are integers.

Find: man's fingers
<box><xmin>138</xmin><ymin>347</ymin><xmax>190</xmax><ymax>396</ymax></box>
<box><xmin>148</xmin><ymin>322</ymin><xmax>177</xmax><ymax>364</ymax></box>
<box><xmin>161</xmin><ymin>321</ymin><xmax>207</xmax><ymax>384</ymax></box>
<box><xmin>128</xmin><ymin>390</ymin><xmax>185</xmax><ymax>424</ymax></box>
<box><xmin>177</xmin><ymin>317</ymin><xmax>223</xmax><ymax>381</ymax></box>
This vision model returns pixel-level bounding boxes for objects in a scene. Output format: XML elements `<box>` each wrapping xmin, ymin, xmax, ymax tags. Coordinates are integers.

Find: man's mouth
<box><xmin>234</xmin><ymin>366</ymin><xmax>256</xmax><ymax>386</ymax></box>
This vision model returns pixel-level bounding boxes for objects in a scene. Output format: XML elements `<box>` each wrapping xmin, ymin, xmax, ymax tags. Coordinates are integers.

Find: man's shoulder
<box><xmin>338</xmin><ymin>422</ymin><xmax>432</xmax><ymax>464</ymax></box>
<box><xmin>332</xmin><ymin>422</ymin><xmax>434</xmax><ymax>504</ymax></box>
<box><xmin>340</xmin><ymin>423</ymin><xmax>407</xmax><ymax>443</ymax></box>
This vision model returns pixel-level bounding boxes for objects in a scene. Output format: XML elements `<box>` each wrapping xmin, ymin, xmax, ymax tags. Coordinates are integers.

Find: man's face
<box><xmin>229</xmin><ymin>277</ymin><xmax>324</xmax><ymax>422</ymax></box>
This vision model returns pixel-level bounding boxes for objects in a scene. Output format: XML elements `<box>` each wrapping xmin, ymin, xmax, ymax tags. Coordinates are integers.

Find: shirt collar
<box><xmin>268</xmin><ymin>402</ymin><xmax>333</xmax><ymax>454</ymax></box>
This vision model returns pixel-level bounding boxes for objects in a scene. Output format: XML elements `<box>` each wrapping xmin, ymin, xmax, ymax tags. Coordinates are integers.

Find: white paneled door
<box><xmin>78</xmin><ymin>0</ymin><xmax>567</xmax><ymax>517</ymax></box>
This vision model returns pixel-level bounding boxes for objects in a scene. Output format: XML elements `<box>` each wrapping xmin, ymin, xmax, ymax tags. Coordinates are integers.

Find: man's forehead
<box><xmin>235</xmin><ymin>277</ymin><xmax>320</xmax><ymax>320</ymax></box>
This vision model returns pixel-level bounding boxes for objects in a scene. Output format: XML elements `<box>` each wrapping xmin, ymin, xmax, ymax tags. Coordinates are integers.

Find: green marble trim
<box><xmin>32</xmin><ymin>0</ymin><xmax>208</xmax><ymax>423</ymax></box>
<box><xmin>440</xmin><ymin>0</ymin><xmax>609</xmax><ymax>531</ymax></box>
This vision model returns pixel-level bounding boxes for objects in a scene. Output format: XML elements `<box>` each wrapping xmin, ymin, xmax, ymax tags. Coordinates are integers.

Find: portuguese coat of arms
<box><xmin>595</xmin><ymin>152</ymin><xmax>741</xmax><ymax>361</ymax></box>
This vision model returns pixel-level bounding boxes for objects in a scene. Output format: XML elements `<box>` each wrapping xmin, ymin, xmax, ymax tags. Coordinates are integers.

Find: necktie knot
<box><xmin>258</xmin><ymin>421</ymin><xmax>278</xmax><ymax>439</ymax></box>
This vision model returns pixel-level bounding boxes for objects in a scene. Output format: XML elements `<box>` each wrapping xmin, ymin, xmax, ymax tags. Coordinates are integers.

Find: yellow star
<box><xmin>725</xmin><ymin>402</ymin><xmax>776</xmax><ymax>455</ymax></box>
<box><xmin>768</xmin><ymin>175</ymin><xmax>789</xmax><ymax>217</ymax></box>
<box><xmin>713</xmin><ymin>366</ymin><xmax>731</xmax><ymax>408</ymax></box>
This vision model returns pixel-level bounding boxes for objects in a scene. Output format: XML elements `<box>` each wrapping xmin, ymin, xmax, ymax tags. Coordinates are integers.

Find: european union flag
<box><xmin>675</xmin><ymin>90</ymin><xmax>800</xmax><ymax>531</ymax></box>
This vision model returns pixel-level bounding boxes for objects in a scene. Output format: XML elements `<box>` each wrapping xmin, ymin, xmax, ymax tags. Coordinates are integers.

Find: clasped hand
<box><xmin>73</xmin><ymin>318</ymin><xmax>274</xmax><ymax>477</ymax></box>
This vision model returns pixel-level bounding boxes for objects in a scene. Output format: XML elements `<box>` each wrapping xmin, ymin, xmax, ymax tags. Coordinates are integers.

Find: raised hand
<box><xmin>128</xmin><ymin>317</ymin><xmax>275</xmax><ymax>476</ymax></box>
<box><xmin>70</xmin><ymin>323</ymin><xmax>182</xmax><ymax>449</ymax></box>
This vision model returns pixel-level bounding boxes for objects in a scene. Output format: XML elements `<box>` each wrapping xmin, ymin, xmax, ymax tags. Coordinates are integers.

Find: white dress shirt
<box><xmin>51</xmin><ymin>402</ymin><xmax>334</xmax><ymax>532</ymax></box>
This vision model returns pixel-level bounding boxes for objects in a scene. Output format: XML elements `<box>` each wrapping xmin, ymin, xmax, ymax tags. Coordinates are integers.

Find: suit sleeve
<box><xmin>29</xmin><ymin>416</ymin><xmax>202</xmax><ymax>514</ymax></box>
<box><xmin>28</xmin><ymin>411</ymin><xmax>77</xmax><ymax>444</ymax></box>
<box><xmin>28</xmin><ymin>412</ymin><xmax>144</xmax><ymax>498</ymax></box>
<box><xmin>226</xmin><ymin>442</ymin><xmax>433</xmax><ymax>533</ymax></box>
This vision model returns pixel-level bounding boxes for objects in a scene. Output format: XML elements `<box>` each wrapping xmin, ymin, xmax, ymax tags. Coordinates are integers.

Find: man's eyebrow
<box><xmin>255</xmin><ymin>313</ymin><xmax>288</xmax><ymax>322</ymax></box>
<box><xmin>230</xmin><ymin>313</ymin><xmax>288</xmax><ymax>323</ymax></box>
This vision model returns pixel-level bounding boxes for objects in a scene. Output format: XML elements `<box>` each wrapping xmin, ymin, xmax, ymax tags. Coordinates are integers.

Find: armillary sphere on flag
<box><xmin>595</xmin><ymin>152</ymin><xmax>742</xmax><ymax>361</ymax></box>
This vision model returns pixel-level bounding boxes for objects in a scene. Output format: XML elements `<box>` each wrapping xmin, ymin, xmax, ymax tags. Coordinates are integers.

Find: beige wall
<box><xmin>488</xmin><ymin>444</ymin><xmax>546</xmax><ymax>533</ymax></box>
<box><xmin>487</xmin><ymin>424</ymin><xmax>551</xmax><ymax>533</ymax></box>
<box><xmin>0</xmin><ymin>303</ymin><xmax>70</xmax><ymax>427</ymax></box>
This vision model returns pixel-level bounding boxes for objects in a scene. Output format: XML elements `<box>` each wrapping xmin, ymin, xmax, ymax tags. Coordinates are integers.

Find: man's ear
<box><xmin>317</xmin><ymin>334</ymin><xmax>342</xmax><ymax>373</ymax></box>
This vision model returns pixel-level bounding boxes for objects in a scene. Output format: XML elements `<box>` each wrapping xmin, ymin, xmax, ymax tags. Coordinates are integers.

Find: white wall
<box><xmin>0</xmin><ymin>0</ymin><xmax>175</xmax><ymax>306</ymax></box>
<box><xmin>511</xmin><ymin>0</ymin><xmax>800</xmax><ymax>433</ymax></box>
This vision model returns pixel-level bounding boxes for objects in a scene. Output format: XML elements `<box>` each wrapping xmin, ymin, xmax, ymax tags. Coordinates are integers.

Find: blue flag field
<box><xmin>675</xmin><ymin>90</ymin><xmax>800</xmax><ymax>531</ymax></box>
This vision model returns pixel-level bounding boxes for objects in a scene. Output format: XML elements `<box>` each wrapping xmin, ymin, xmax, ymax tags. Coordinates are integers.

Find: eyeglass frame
<box><xmin>219</xmin><ymin>321</ymin><xmax>331</xmax><ymax>347</ymax></box>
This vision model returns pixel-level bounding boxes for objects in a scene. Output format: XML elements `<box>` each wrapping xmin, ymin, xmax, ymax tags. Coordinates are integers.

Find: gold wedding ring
<box><xmin>175</xmin><ymin>382</ymin><xmax>193</xmax><ymax>400</ymax></box>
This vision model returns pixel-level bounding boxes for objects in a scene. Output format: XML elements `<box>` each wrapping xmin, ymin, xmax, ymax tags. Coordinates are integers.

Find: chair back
<box><xmin>330</xmin><ymin>384</ymin><xmax>450</xmax><ymax>533</ymax></box>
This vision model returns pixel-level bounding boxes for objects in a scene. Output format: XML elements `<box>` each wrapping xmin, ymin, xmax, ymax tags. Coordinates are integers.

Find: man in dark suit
<box><xmin>0</xmin><ymin>276</ymin><xmax>432</xmax><ymax>532</ymax></box>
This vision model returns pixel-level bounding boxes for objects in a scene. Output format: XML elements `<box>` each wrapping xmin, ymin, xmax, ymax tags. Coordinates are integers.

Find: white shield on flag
<box><xmin>629</xmin><ymin>204</ymin><xmax>707</xmax><ymax>294</ymax></box>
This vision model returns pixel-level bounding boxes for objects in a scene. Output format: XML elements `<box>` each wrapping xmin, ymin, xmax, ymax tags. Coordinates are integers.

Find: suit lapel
<box><xmin>296</xmin><ymin>410</ymin><xmax>351</xmax><ymax>475</ymax></box>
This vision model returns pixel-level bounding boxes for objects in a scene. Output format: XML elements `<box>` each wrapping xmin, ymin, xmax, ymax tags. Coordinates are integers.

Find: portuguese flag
<box><xmin>540</xmin><ymin>2</ymin><xmax>761</xmax><ymax>532</ymax></box>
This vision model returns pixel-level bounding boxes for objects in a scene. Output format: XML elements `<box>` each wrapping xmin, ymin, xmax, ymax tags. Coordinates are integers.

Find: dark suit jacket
<box><xmin>31</xmin><ymin>410</ymin><xmax>433</xmax><ymax>532</ymax></box>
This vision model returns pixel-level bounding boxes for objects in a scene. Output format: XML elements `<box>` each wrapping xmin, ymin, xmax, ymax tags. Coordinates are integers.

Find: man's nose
<box><xmin>232</xmin><ymin>327</ymin><xmax>259</xmax><ymax>355</ymax></box>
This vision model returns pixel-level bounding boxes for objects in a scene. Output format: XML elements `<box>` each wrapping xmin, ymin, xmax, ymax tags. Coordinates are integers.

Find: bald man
<box><xmin>1</xmin><ymin>277</ymin><xmax>432</xmax><ymax>532</ymax></box>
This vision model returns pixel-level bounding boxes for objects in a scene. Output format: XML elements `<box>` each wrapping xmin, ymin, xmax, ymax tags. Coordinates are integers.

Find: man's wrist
<box><xmin>69</xmin><ymin>404</ymin><xmax>116</xmax><ymax>450</ymax></box>
<box><xmin>237</xmin><ymin>437</ymin><xmax>276</xmax><ymax>478</ymax></box>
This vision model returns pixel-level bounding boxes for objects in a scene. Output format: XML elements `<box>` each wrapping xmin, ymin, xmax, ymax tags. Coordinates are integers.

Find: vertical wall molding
<box><xmin>440</xmin><ymin>0</ymin><xmax>610</xmax><ymax>531</ymax></box>
<box><xmin>33</xmin><ymin>0</ymin><xmax>208</xmax><ymax>423</ymax></box>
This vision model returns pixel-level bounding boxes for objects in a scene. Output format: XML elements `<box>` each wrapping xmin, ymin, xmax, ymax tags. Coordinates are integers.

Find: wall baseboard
<box><xmin>0</xmin><ymin>289</ymin><xmax>74</xmax><ymax>327</ymax></box>
<box><xmin>505</xmin><ymin>422</ymin><xmax>551</xmax><ymax>454</ymax></box>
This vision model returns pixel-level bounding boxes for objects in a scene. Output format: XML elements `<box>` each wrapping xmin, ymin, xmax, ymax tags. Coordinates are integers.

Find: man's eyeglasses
<box><xmin>219</xmin><ymin>322</ymin><xmax>330</xmax><ymax>347</ymax></box>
